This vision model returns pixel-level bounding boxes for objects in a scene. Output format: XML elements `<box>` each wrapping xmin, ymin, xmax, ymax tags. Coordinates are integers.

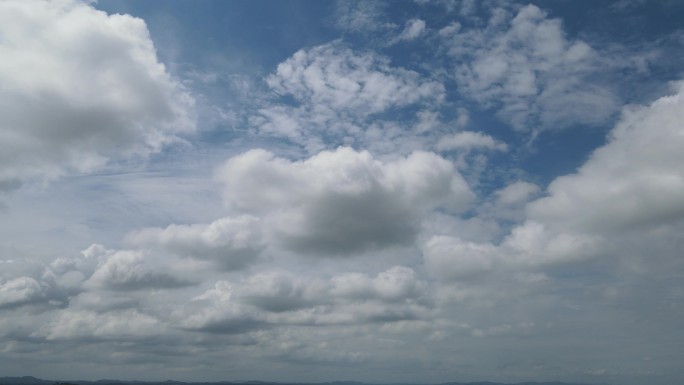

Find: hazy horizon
<box><xmin>1</xmin><ymin>1</ymin><xmax>683</xmax><ymax>385</ymax></box>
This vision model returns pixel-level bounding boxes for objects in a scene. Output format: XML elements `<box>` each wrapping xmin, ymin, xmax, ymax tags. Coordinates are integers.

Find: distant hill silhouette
<box><xmin>0</xmin><ymin>377</ymin><xmax>606</xmax><ymax>385</ymax></box>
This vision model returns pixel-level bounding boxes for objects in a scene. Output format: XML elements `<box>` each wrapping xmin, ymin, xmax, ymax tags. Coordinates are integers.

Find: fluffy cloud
<box><xmin>173</xmin><ymin>265</ymin><xmax>429</xmax><ymax>334</ymax></box>
<box><xmin>331</xmin><ymin>265</ymin><xmax>425</xmax><ymax>303</ymax></box>
<box><xmin>126</xmin><ymin>216</ymin><xmax>265</xmax><ymax>270</ymax></box>
<box><xmin>423</xmin><ymin>81</ymin><xmax>684</xmax><ymax>281</ymax></box>
<box><xmin>422</xmin><ymin>236</ymin><xmax>500</xmax><ymax>281</ymax></box>
<box><xmin>85</xmin><ymin>249</ymin><xmax>192</xmax><ymax>291</ymax></box>
<box><xmin>253</xmin><ymin>42</ymin><xmax>444</xmax><ymax>152</ymax></box>
<box><xmin>0</xmin><ymin>277</ymin><xmax>47</xmax><ymax>309</ymax></box>
<box><xmin>173</xmin><ymin>280</ymin><xmax>267</xmax><ymax>334</ymax></box>
<box><xmin>495</xmin><ymin>181</ymin><xmax>540</xmax><ymax>206</ymax></box>
<box><xmin>216</xmin><ymin>147</ymin><xmax>473</xmax><ymax>256</ymax></box>
<box><xmin>471</xmin><ymin>181</ymin><xmax>541</xmax><ymax>224</ymax></box>
<box><xmin>445</xmin><ymin>4</ymin><xmax>618</xmax><ymax>131</ymax></box>
<box><xmin>0</xmin><ymin>0</ymin><xmax>195</xmax><ymax>185</ymax></box>
<box><xmin>528</xmin><ymin>82</ymin><xmax>684</xmax><ymax>234</ymax></box>
<box><xmin>42</xmin><ymin>243</ymin><xmax>194</xmax><ymax>296</ymax></box>
<box><xmin>238</xmin><ymin>270</ymin><xmax>327</xmax><ymax>312</ymax></box>
<box><xmin>267</xmin><ymin>43</ymin><xmax>442</xmax><ymax>115</ymax></box>
<box><xmin>496</xmin><ymin>81</ymin><xmax>684</xmax><ymax>273</ymax></box>
<box><xmin>2</xmin><ymin>2</ymin><xmax>682</xmax><ymax>382</ymax></box>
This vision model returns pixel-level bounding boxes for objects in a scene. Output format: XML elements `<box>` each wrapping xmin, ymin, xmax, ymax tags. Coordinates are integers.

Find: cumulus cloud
<box><xmin>173</xmin><ymin>281</ymin><xmax>267</xmax><ymax>334</ymax></box>
<box><xmin>173</xmin><ymin>265</ymin><xmax>429</xmax><ymax>334</ymax></box>
<box><xmin>472</xmin><ymin>181</ymin><xmax>541</xmax><ymax>223</ymax></box>
<box><xmin>331</xmin><ymin>265</ymin><xmax>425</xmax><ymax>303</ymax></box>
<box><xmin>422</xmin><ymin>236</ymin><xmax>500</xmax><ymax>280</ymax></box>
<box><xmin>86</xmin><ymin>250</ymin><xmax>192</xmax><ymax>291</ymax></box>
<box><xmin>216</xmin><ymin>147</ymin><xmax>473</xmax><ymax>256</ymax></box>
<box><xmin>495</xmin><ymin>181</ymin><xmax>540</xmax><ymax>206</ymax></box>
<box><xmin>2</xmin><ymin>2</ymin><xmax>683</xmax><ymax>382</ymax></box>
<box><xmin>528</xmin><ymin>82</ymin><xmax>684</xmax><ymax>234</ymax></box>
<box><xmin>42</xmin><ymin>243</ymin><xmax>194</xmax><ymax>296</ymax></box>
<box><xmin>0</xmin><ymin>0</ymin><xmax>195</xmax><ymax>185</ymax></box>
<box><xmin>238</xmin><ymin>270</ymin><xmax>327</xmax><ymax>313</ymax></box>
<box><xmin>2</xmin><ymin>241</ymin><xmax>198</xmax><ymax>312</ymax></box>
<box><xmin>0</xmin><ymin>277</ymin><xmax>47</xmax><ymax>309</ymax></box>
<box><xmin>444</xmin><ymin>4</ymin><xmax>619</xmax><ymax>131</ymax></box>
<box><xmin>235</xmin><ymin>266</ymin><xmax>426</xmax><ymax>316</ymax></box>
<box><xmin>126</xmin><ymin>216</ymin><xmax>265</xmax><ymax>270</ymax></box>
<box><xmin>47</xmin><ymin>244</ymin><xmax>103</xmax><ymax>285</ymax></box>
<box><xmin>492</xmin><ymin>81</ymin><xmax>684</xmax><ymax>271</ymax></box>
<box><xmin>423</xmin><ymin>80</ymin><xmax>684</xmax><ymax>281</ymax></box>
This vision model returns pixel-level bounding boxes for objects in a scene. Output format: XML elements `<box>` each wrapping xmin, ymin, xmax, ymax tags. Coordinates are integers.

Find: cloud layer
<box><xmin>1</xmin><ymin>1</ymin><xmax>683</xmax><ymax>385</ymax></box>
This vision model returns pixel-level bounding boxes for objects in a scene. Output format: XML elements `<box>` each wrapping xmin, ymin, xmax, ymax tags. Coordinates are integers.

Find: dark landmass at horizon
<box><xmin>0</xmin><ymin>376</ymin><xmax>612</xmax><ymax>385</ymax></box>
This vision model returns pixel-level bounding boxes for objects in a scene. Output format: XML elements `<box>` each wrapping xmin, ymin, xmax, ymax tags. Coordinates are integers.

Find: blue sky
<box><xmin>1</xmin><ymin>1</ymin><xmax>683</xmax><ymax>384</ymax></box>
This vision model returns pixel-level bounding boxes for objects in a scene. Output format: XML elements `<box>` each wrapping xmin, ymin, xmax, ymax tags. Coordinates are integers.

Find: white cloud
<box><xmin>125</xmin><ymin>216</ymin><xmax>265</xmax><ymax>271</ymax></box>
<box><xmin>422</xmin><ymin>236</ymin><xmax>500</xmax><ymax>280</ymax></box>
<box><xmin>396</xmin><ymin>19</ymin><xmax>426</xmax><ymax>41</ymax></box>
<box><xmin>528</xmin><ymin>82</ymin><xmax>684</xmax><ymax>234</ymax></box>
<box><xmin>0</xmin><ymin>277</ymin><xmax>46</xmax><ymax>309</ymax></box>
<box><xmin>491</xmin><ymin>82</ymin><xmax>684</xmax><ymax>273</ymax></box>
<box><xmin>426</xmin><ymin>81</ymin><xmax>684</xmax><ymax>277</ymax></box>
<box><xmin>0</xmin><ymin>0</ymin><xmax>195</xmax><ymax>185</ymax></box>
<box><xmin>254</xmin><ymin>42</ymin><xmax>444</xmax><ymax>152</ymax></box>
<box><xmin>436</xmin><ymin>131</ymin><xmax>508</xmax><ymax>152</ymax></box>
<box><xmin>267</xmin><ymin>42</ymin><xmax>443</xmax><ymax>115</ymax></box>
<box><xmin>1</xmin><ymin>2</ymin><xmax>683</xmax><ymax>382</ymax></box>
<box><xmin>502</xmin><ymin>220</ymin><xmax>603</xmax><ymax>266</ymax></box>
<box><xmin>445</xmin><ymin>4</ymin><xmax>619</xmax><ymax>131</ymax></box>
<box><xmin>173</xmin><ymin>265</ymin><xmax>429</xmax><ymax>333</ymax></box>
<box><xmin>238</xmin><ymin>270</ymin><xmax>327</xmax><ymax>313</ymax></box>
<box><xmin>85</xmin><ymin>249</ymin><xmax>192</xmax><ymax>291</ymax></box>
<box><xmin>42</xmin><ymin>243</ymin><xmax>194</xmax><ymax>295</ymax></box>
<box><xmin>473</xmin><ymin>180</ymin><xmax>541</xmax><ymax>223</ymax></box>
<box><xmin>331</xmin><ymin>265</ymin><xmax>425</xmax><ymax>303</ymax></box>
<box><xmin>173</xmin><ymin>280</ymin><xmax>266</xmax><ymax>334</ymax></box>
<box><xmin>216</xmin><ymin>147</ymin><xmax>473</xmax><ymax>256</ymax></box>
<box><xmin>495</xmin><ymin>181</ymin><xmax>540</xmax><ymax>206</ymax></box>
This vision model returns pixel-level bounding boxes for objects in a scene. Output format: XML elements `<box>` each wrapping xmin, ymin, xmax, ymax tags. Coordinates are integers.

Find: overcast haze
<box><xmin>1</xmin><ymin>1</ymin><xmax>683</xmax><ymax>384</ymax></box>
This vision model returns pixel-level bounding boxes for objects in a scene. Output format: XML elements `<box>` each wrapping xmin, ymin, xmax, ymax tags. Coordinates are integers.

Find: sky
<box><xmin>1</xmin><ymin>0</ymin><xmax>683</xmax><ymax>384</ymax></box>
